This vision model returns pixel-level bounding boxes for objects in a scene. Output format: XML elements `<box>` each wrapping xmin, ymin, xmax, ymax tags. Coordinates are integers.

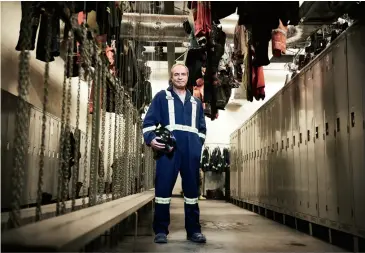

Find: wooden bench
<box><xmin>1</xmin><ymin>190</ymin><xmax>155</xmax><ymax>252</ymax></box>
<box><xmin>1</xmin><ymin>194</ymin><xmax>111</xmax><ymax>230</ymax></box>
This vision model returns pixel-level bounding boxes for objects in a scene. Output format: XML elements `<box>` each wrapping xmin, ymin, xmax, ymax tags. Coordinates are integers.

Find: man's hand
<box><xmin>150</xmin><ymin>137</ymin><xmax>166</xmax><ymax>150</ymax></box>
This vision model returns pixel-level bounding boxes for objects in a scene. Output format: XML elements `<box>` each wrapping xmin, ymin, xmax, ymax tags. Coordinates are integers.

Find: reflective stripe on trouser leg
<box><xmin>153</xmin><ymin>155</ymin><xmax>180</xmax><ymax>235</ymax></box>
<box><xmin>180</xmin><ymin>150</ymin><xmax>202</xmax><ymax>236</ymax></box>
<box><xmin>190</xmin><ymin>97</ymin><xmax>197</xmax><ymax>129</ymax></box>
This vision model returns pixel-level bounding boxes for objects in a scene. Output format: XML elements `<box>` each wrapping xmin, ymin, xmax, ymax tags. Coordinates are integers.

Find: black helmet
<box><xmin>153</xmin><ymin>126</ymin><xmax>177</xmax><ymax>160</ymax></box>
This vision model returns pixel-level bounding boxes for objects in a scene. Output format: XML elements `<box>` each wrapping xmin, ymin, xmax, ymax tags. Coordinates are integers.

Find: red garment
<box><xmin>88</xmin><ymin>81</ymin><xmax>105</xmax><ymax>114</ymax></box>
<box><xmin>193</xmin><ymin>77</ymin><xmax>205</xmax><ymax>104</ymax></box>
<box><xmin>252</xmin><ymin>66</ymin><xmax>265</xmax><ymax>101</ymax></box>
<box><xmin>191</xmin><ymin>1</ymin><xmax>212</xmax><ymax>39</ymax></box>
<box><xmin>272</xmin><ymin>19</ymin><xmax>288</xmax><ymax>57</ymax></box>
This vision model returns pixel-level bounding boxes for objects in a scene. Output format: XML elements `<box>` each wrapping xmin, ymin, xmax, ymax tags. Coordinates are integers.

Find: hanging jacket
<box><xmin>223</xmin><ymin>148</ymin><xmax>230</xmax><ymax>172</ymax></box>
<box><xmin>210</xmin><ymin>147</ymin><xmax>224</xmax><ymax>173</ymax></box>
<box><xmin>201</xmin><ymin>147</ymin><xmax>210</xmax><ymax>172</ymax></box>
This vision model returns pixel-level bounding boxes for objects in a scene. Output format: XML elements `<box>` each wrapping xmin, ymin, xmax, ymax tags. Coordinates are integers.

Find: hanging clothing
<box><xmin>272</xmin><ymin>19</ymin><xmax>288</xmax><ymax>57</ymax></box>
<box><xmin>201</xmin><ymin>147</ymin><xmax>210</xmax><ymax>172</ymax></box>
<box><xmin>190</xmin><ymin>1</ymin><xmax>212</xmax><ymax>46</ymax></box>
<box><xmin>16</xmin><ymin>2</ymin><xmax>60</xmax><ymax>62</ymax></box>
<box><xmin>88</xmin><ymin>79</ymin><xmax>116</xmax><ymax>114</ymax></box>
<box><xmin>142</xmin><ymin>86</ymin><xmax>206</xmax><ymax>237</ymax></box>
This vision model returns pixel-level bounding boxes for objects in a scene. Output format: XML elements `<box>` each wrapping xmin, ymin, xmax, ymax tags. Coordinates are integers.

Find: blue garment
<box><xmin>142</xmin><ymin>86</ymin><xmax>207</xmax><ymax>236</ymax></box>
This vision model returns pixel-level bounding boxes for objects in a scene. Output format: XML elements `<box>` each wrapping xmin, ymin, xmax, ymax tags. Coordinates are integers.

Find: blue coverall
<box><xmin>142</xmin><ymin>86</ymin><xmax>207</xmax><ymax>236</ymax></box>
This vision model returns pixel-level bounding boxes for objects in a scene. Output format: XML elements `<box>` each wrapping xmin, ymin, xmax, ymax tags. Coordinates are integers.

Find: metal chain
<box><xmin>56</xmin><ymin>22</ymin><xmax>71</xmax><ymax>216</ymax></box>
<box><xmin>129</xmin><ymin>107</ymin><xmax>136</xmax><ymax>194</ymax></box>
<box><xmin>112</xmin><ymin>87</ymin><xmax>120</xmax><ymax>200</ymax></box>
<box><xmin>35</xmin><ymin>9</ymin><xmax>52</xmax><ymax>221</ymax></box>
<box><xmin>106</xmin><ymin>79</ymin><xmax>114</xmax><ymax>201</ymax></box>
<box><xmin>9</xmin><ymin>1</ymin><xmax>32</xmax><ymax>228</ymax></box>
<box><xmin>89</xmin><ymin>49</ymin><xmax>100</xmax><ymax>206</ymax></box>
<box><xmin>98</xmin><ymin>56</ymin><xmax>107</xmax><ymax>204</ymax></box>
<box><xmin>119</xmin><ymin>93</ymin><xmax>126</xmax><ymax>197</ymax></box>
<box><xmin>71</xmin><ymin>22</ymin><xmax>85</xmax><ymax>211</ymax></box>
<box><xmin>61</xmin><ymin>28</ymin><xmax>75</xmax><ymax>214</ymax></box>
<box><xmin>82</xmin><ymin>38</ymin><xmax>91</xmax><ymax>208</ymax></box>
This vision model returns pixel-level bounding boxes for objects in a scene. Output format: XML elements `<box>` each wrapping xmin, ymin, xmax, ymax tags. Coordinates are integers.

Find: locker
<box><xmin>298</xmin><ymin>74</ymin><xmax>309</xmax><ymax>214</ymax></box>
<box><xmin>347</xmin><ymin>23</ymin><xmax>365</xmax><ymax>230</ymax></box>
<box><xmin>249</xmin><ymin>121</ymin><xmax>253</xmax><ymax>201</ymax></box>
<box><xmin>42</xmin><ymin>114</ymin><xmax>52</xmax><ymax>196</ymax></box>
<box><xmin>279</xmin><ymin>92</ymin><xmax>286</xmax><ymax>208</ymax></box>
<box><xmin>291</xmin><ymin>81</ymin><xmax>301</xmax><ymax>213</ymax></box>
<box><xmin>52</xmin><ymin>120</ymin><xmax>61</xmax><ymax>199</ymax></box>
<box><xmin>265</xmin><ymin>106</ymin><xmax>270</xmax><ymax>205</ymax></box>
<box><xmin>332</xmin><ymin>35</ymin><xmax>353</xmax><ymax>226</ymax></box>
<box><xmin>244</xmin><ymin>125</ymin><xmax>248</xmax><ymax>200</ymax></box>
<box><xmin>323</xmin><ymin>46</ymin><xmax>339</xmax><ymax>222</ymax></box>
<box><xmin>285</xmin><ymin>86</ymin><xmax>294</xmax><ymax>211</ymax></box>
<box><xmin>269</xmin><ymin>103</ymin><xmax>275</xmax><ymax>206</ymax></box>
<box><xmin>254</xmin><ymin>117</ymin><xmax>258</xmax><ymax>202</ymax></box>
<box><xmin>305</xmin><ymin>66</ymin><xmax>318</xmax><ymax>217</ymax></box>
<box><xmin>275</xmin><ymin>98</ymin><xmax>281</xmax><ymax>206</ymax></box>
<box><xmin>313</xmin><ymin>59</ymin><xmax>327</xmax><ymax>220</ymax></box>
<box><xmin>237</xmin><ymin>129</ymin><xmax>242</xmax><ymax>200</ymax></box>
<box><xmin>241</xmin><ymin>127</ymin><xmax>245</xmax><ymax>200</ymax></box>
<box><xmin>48</xmin><ymin>117</ymin><xmax>58</xmax><ymax>199</ymax></box>
<box><xmin>1</xmin><ymin>93</ymin><xmax>11</xmax><ymax>208</ymax></box>
<box><xmin>24</xmin><ymin>108</ymin><xmax>36</xmax><ymax>205</ymax></box>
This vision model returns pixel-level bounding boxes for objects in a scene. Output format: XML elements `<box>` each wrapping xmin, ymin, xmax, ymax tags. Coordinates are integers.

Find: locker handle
<box><xmin>336</xmin><ymin>118</ymin><xmax>340</xmax><ymax>132</ymax></box>
<box><xmin>351</xmin><ymin>112</ymin><xmax>355</xmax><ymax>127</ymax></box>
<box><xmin>307</xmin><ymin>130</ymin><xmax>310</xmax><ymax>142</ymax></box>
<box><xmin>325</xmin><ymin>123</ymin><xmax>329</xmax><ymax>136</ymax></box>
<box><xmin>315</xmin><ymin>127</ymin><xmax>319</xmax><ymax>139</ymax></box>
<box><xmin>299</xmin><ymin>133</ymin><xmax>303</xmax><ymax>144</ymax></box>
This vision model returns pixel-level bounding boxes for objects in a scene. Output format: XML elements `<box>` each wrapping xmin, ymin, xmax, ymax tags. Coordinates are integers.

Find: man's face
<box><xmin>171</xmin><ymin>65</ymin><xmax>188</xmax><ymax>90</ymax></box>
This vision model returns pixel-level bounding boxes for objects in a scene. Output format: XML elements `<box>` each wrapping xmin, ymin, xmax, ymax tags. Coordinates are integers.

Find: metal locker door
<box><xmin>249</xmin><ymin>121</ymin><xmax>253</xmax><ymax>201</ymax></box>
<box><xmin>48</xmin><ymin>117</ymin><xmax>57</xmax><ymax>199</ymax></box>
<box><xmin>332</xmin><ymin>35</ymin><xmax>353</xmax><ymax>227</ymax></box>
<box><xmin>42</xmin><ymin>115</ymin><xmax>52</xmax><ymax>196</ymax></box>
<box><xmin>279</xmin><ymin>92</ymin><xmax>286</xmax><ymax>208</ymax></box>
<box><xmin>241</xmin><ymin>127</ymin><xmax>246</xmax><ymax>201</ymax></box>
<box><xmin>313</xmin><ymin>59</ymin><xmax>327</xmax><ymax>220</ymax></box>
<box><xmin>265</xmin><ymin>106</ymin><xmax>269</xmax><ymax>205</ymax></box>
<box><xmin>285</xmin><ymin>89</ymin><xmax>291</xmax><ymax>210</ymax></box>
<box><xmin>298</xmin><ymin>74</ymin><xmax>309</xmax><ymax>214</ymax></box>
<box><xmin>268</xmin><ymin>103</ymin><xmax>274</xmax><ymax>206</ymax></box>
<box><xmin>292</xmin><ymin>82</ymin><xmax>301</xmax><ymax>213</ymax></box>
<box><xmin>1</xmin><ymin>93</ymin><xmax>10</xmax><ymax>208</ymax></box>
<box><xmin>323</xmin><ymin>47</ymin><xmax>339</xmax><ymax>222</ymax></box>
<box><xmin>24</xmin><ymin>108</ymin><xmax>36</xmax><ymax>205</ymax></box>
<box><xmin>275</xmin><ymin>98</ymin><xmax>282</xmax><ymax>207</ymax></box>
<box><xmin>244</xmin><ymin>125</ymin><xmax>248</xmax><ymax>200</ymax></box>
<box><xmin>52</xmin><ymin>119</ymin><xmax>61</xmax><ymax>199</ymax></box>
<box><xmin>254</xmin><ymin>117</ymin><xmax>258</xmax><ymax>202</ymax></box>
<box><xmin>237</xmin><ymin>129</ymin><xmax>242</xmax><ymax>200</ymax></box>
<box><xmin>306</xmin><ymin>66</ymin><xmax>318</xmax><ymax>217</ymax></box>
<box><xmin>347</xmin><ymin>23</ymin><xmax>365</xmax><ymax>231</ymax></box>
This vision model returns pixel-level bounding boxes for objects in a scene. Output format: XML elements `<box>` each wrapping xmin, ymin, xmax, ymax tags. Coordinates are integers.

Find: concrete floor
<box><xmin>114</xmin><ymin>197</ymin><xmax>347</xmax><ymax>252</ymax></box>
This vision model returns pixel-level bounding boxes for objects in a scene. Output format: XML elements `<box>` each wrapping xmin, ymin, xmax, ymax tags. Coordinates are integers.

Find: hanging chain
<box><xmin>9</xmin><ymin>1</ymin><xmax>32</xmax><ymax>228</ymax></box>
<box><xmin>82</xmin><ymin>38</ymin><xmax>91</xmax><ymax>208</ymax></box>
<box><xmin>89</xmin><ymin>47</ymin><xmax>100</xmax><ymax>206</ymax></box>
<box><xmin>71</xmin><ymin>21</ymin><xmax>86</xmax><ymax>211</ymax></box>
<box><xmin>106</xmin><ymin>84</ymin><xmax>114</xmax><ymax>201</ymax></box>
<box><xmin>56</xmin><ymin>18</ymin><xmax>72</xmax><ymax>216</ymax></box>
<box><xmin>129</xmin><ymin>107</ymin><xmax>136</xmax><ymax>194</ymax></box>
<box><xmin>98</xmin><ymin>54</ymin><xmax>107</xmax><ymax>204</ymax></box>
<box><xmin>112</xmin><ymin>87</ymin><xmax>120</xmax><ymax>200</ymax></box>
<box><xmin>61</xmin><ymin>26</ymin><xmax>75</xmax><ymax>214</ymax></box>
<box><xmin>119</xmin><ymin>93</ymin><xmax>126</xmax><ymax>197</ymax></box>
<box><xmin>35</xmin><ymin>9</ymin><xmax>52</xmax><ymax>221</ymax></box>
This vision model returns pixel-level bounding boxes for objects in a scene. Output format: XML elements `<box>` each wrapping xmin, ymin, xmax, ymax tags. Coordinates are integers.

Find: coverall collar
<box><xmin>167</xmin><ymin>85</ymin><xmax>192</xmax><ymax>102</ymax></box>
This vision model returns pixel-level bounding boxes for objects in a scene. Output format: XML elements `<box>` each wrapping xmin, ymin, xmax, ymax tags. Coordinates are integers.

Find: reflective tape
<box><xmin>142</xmin><ymin>125</ymin><xmax>157</xmax><ymax>134</ymax></box>
<box><xmin>165</xmin><ymin>90</ymin><xmax>176</xmax><ymax>126</ymax></box>
<box><xmin>191</xmin><ymin>97</ymin><xmax>197</xmax><ymax>129</ymax></box>
<box><xmin>184</xmin><ymin>196</ymin><xmax>198</xmax><ymax>205</ymax></box>
<box><xmin>198</xmin><ymin>133</ymin><xmax>206</xmax><ymax>139</ymax></box>
<box><xmin>155</xmin><ymin>197</ymin><xmax>171</xmax><ymax>204</ymax></box>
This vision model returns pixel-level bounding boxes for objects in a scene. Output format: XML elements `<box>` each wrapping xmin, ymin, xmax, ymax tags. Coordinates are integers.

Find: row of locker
<box><xmin>1</xmin><ymin>91</ymin><xmax>91</xmax><ymax>209</ymax></box>
<box><xmin>229</xmin><ymin>22</ymin><xmax>365</xmax><ymax>234</ymax></box>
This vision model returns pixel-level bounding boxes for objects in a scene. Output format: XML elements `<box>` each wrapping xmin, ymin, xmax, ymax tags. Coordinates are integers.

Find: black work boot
<box><xmin>154</xmin><ymin>233</ymin><xmax>168</xmax><ymax>243</ymax></box>
<box><xmin>187</xmin><ymin>232</ymin><xmax>207</xmax><ymax>243</ymax></box>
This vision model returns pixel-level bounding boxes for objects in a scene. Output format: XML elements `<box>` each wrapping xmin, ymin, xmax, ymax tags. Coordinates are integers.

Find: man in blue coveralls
<box><xmin>142</xmin><ymin>63</ymin><xmax>207</xmax><ymax>244</ymax></box>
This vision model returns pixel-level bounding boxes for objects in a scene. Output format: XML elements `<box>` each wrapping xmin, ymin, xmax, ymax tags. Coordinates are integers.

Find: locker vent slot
<box><xmin>336</xmin><ymin>118</ymin><xmax>340</xmax><ymax>132</ymax></box>
<box><xmin>315</xmin><ymin>127</ymin><xmax>319</xmax><ymax>139</ymax></box>
<box><xmin>300</xmin><ymin>133</ymin><xmax>303</xmax><ymax>143</ymax></box>
<box><xmin>293</xmin><ymin>135</ymin><xmax>295</xmax><ymax>145</ymax></box>
<box><xmin>281</xmin><ymin>140</ymin><xmax>284</xmax><ymax>150</ymax></box>
<box><xmin>287</xmin><ymin>138</ymin><xmax>289</xmax><ymax>148</ymax></box>
<box><xmin>326</xmin><ymin>123</ymin><xmax>329</xmax><ymax>136</ymax></box>
<box><xmin>307</xmin><ymin>130</ymin><xmax>310</xmax><ymax>142</ymax></box>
